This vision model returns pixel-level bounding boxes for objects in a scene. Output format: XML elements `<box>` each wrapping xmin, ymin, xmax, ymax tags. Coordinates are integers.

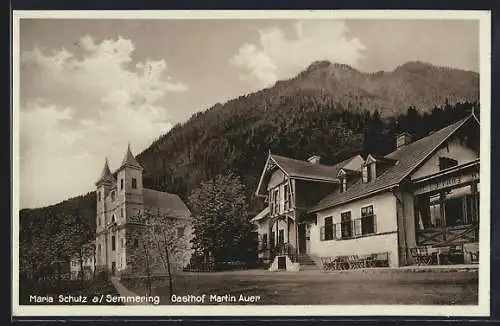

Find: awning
<box><xmin>251</xmin><ymin>207</ymin><xmax>270</xmax><ymax>223</ymax></box>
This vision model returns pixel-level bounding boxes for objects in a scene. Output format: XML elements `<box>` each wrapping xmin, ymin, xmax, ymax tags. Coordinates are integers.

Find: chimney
<box><xmin>396</xmin><ymin>132</ymin><xmax>412</xmax><ymax>149</ymax></box>
<box><xmin>307</xmin><ymin>155</ymin><xmax>321</xmax><ymax>164</ymax></box>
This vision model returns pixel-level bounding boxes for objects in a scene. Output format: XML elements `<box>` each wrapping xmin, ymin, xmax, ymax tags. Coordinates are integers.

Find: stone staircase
<box><xmin>297</xmin><ymin>253</ymin><xmax>321</xmax><ymax>270</ymax></box>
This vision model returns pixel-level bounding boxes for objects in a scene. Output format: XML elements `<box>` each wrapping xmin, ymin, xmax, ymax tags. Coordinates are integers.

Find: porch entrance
<box><xmin>298</xmin><ymin>223</ymin><xmax>311</xmax><ymax>254</ymax></box>
<box><xmin>411</xmin><ymin>161</ymin><xmax>479</xmax><ymax>265</ymax></box>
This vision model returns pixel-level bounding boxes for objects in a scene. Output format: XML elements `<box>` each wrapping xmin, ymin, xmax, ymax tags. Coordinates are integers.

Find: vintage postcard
<box><xmin>12</xmin><ymin>10</ymin><xmax>491</xmax><ymax>318</ymax></box>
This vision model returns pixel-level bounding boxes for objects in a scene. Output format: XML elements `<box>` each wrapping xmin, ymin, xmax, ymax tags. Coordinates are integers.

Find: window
<box><xmin>362</xmin><ymin>164</ymin><xmax>373</xmax><ymax>183</ymax></box>
<box><xmin>429</xmin><ymin>194</ymin><xmax>442</xmax><ymax>228</ymax></box>
<box><xmin>120</xmin><ymin>178</ymin><xmax>124</xmax><ymax>190</ymax></box>
<box><xmin>112</xmin><ymin>214</ymin><xmax>116</xmax><ymax>223</ymax></box>
<box><xmin>133</xmin><ymin>239</ymin><xmax>139</xmax><ymax>248</ymax></box>
<box><xmin>362</xmin><ymin>166</ymin><xmax>368</xmax><ymax>183</ymax></box>
<box><xmin>284</xmin><ymin>184</ymin><xmax>291</xmax><ymax>210</ymax></box>
<box><xmin>98</xmin><ymin>216</ymin><xmax>101</xmax><ymax>226</ymax></box>
<box><xmin>177</xmin><ymin>227</ymin><xmax>185</xmax><ymax>238</ymax></box>
<box><xmin>270</xmin><ymin>232</ymin><xmax>275</xmax><ymax>248</ymax></box>
<box><xmin>111</xmin><ymin>191</ymin><xmax>115</xmax><ymax>201</ymax></box>
<box><xmin>97</xmin><ymin>244</ymin><xmax>101</xmax><ymax>256</ymax></box>
<box><xmin>361</xmin><ymin>205</ymin><xmax>376</xmax><ymax>235</ymax></box>
<box><xmin>439</xmin><ymin>157</ymin><xmax>458</xmax><ymax>170</ymax></box>
<box><xmin>324</xmin><ymin>216</ymin><xmax>335</xmax><ymax>241</ymax></box>
<box><xmin>340</xmin><ymin>177</ymin><xmax>347</xmax><ymax>192</ymax></box>
<box><xmin>278</xmin><ymin>229</ymin><xmax>285</xmax><ymax>245</ymax></box>
<box><xmin>132</xmin><ymin>178</ymin><xmax>137</xmax><ymax>189</ymax></box>
<box><xmin>112</xmin><ymin>236</ymin><xmax>116</xmax><ymax>251</ymax></box>
<box><xmin>98</xmin><ymin>191</ymin><xmax>101</xmax><ymax>202</ymax></box>
<box><xmin>261</xmin><ymin>233</ymin><xmax>268</xmax><ymax>249</ymax></box>
<box><xmin>271</xmin><ymin>188</ymin><xmax>279</xmax><ymax>215</ymax></box>
<box><xmin>120</xmin><ymin>208</ymin><xmax>124</xmax><ymax>218</ymax></box>
<box><xmin>341</xmin><ymin>211</ymin><xmax>352</xmax><ymax>239</ymax></box>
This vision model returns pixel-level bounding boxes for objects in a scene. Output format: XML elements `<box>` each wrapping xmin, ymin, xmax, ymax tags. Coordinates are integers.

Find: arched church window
<box><xmin>112</xmin><ymin>215</ymin><xmax>116</xmax><ymax>223</ymax></box>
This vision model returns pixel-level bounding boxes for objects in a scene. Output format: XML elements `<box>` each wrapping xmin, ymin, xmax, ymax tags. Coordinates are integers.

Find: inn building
<box><xmin>253</xmin><ymin>114</ymin><xmax>480</xmax><ymax>270</ymax></box>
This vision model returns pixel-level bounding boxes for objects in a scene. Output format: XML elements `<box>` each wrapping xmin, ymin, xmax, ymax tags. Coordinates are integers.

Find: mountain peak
<box><xmin>306</xmin><ymin>60</ymin><xmax>357</xmax><ymax>73</ymax></box>
<box><xmin>394</xmin><ymin>61</ymin><xmax>437</xmax><ymax>72</ymax></box>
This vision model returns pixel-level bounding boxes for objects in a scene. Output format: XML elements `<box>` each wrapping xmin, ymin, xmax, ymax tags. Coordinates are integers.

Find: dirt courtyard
<box><xmin>123</xmin><ymin>268</ymin><xmax>478</xmax><ymax>305</ymax></box>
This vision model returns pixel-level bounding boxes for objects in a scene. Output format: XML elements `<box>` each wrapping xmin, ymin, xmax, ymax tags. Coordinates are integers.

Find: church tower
<box><xmin>114</xmin><ymin>143</ymin><xmax>144</xmax><ymax>272</ymax></box>
<box><xmin>95</xmin><ymin>158</ymin><xmax>115</xmax><ymax>268</ymax></box>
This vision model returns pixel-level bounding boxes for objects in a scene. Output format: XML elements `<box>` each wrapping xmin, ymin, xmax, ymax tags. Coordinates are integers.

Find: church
<box><xmin>94</xmin><ymin>144</ymin><xmax>193</xmax><ymax>275</ymax></box>
<box><xmin>253</xmin><ymin>113</ymin><xmax>480</xmax><ymax>271</ymax></box>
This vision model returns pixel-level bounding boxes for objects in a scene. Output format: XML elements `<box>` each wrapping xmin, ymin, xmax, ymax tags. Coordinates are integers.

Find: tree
<box><xmin>188</xmin><ymin>172</ymin><xmax>255</xmax><ymax>266</ymax></box>
<box><xmin>131</xmin><ymin>209</ymin><xmax>191</xmax><ymax>298</ymax></box>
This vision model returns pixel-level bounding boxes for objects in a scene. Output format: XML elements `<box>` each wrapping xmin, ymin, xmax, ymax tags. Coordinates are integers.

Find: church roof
<box><xmin>119</xmin><ymin>143</ymin><xmax>143</xmax><ymax>170</ymax></box>
<box><xmin>143</xmin><ymin>188</ymin><xmax>191</xmax><ymax>218</ymax></box>
<box><xmin>95</xmin><ymin>158</ymin><xmax>115</xmax><ymax>186</ymax></box>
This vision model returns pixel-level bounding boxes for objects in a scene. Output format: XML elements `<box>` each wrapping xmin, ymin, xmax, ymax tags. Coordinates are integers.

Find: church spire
<box><xmin>119</xmin><ymin>142</ymin><xmax>143</xmax><ymax>171</ymax></box>
<box><xmin>95</xmin><ymin>157</ymin><xmax>114</xmax><ymax>186</ymax></box>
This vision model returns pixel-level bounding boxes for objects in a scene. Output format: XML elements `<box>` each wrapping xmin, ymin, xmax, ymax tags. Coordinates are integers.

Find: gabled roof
<box><xmin>143</xmin><ymin>188</ymin><xmax>191</xmax><ymax>218</ymax></box>
<box><xmin>309</xmin><ymin>114</ymin><xmax>478</xmax><ymax>213</ymax></box>
<box><xmin>255</xmin><ymin>153</ymin><xmax>357</xmax><ymax>196</ymax></box>
<box><xmin>271</xmin><ymin>154</ymin><xmax>350</xmax><ymax>181</ymax></box>
<box><xmin>95</xmin><ymin>158</ymin><xmax>115</xmax><ymax>186</ymax></box>
<box><xmin>337</xmin><ymin>168</ymin><xmax>361</xmax><ymax>177</ymax></box>
<box><xmin>364</xmin><ymin>154</ymin><xmax>397</xmax><ymax>165</ymax></box>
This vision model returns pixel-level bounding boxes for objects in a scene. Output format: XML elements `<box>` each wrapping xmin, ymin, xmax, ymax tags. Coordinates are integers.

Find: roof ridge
<box><xmin>144</xmin><ymin>187</ymin><xmax>181</xmax><ymax>197</ymax></box>
<box><xmin>271</xmin><ymin>153</ymin><xmax>355</xmax><ymax>168</ymax></box>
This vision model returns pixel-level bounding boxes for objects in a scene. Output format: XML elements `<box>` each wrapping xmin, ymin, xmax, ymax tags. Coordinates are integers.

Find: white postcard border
<box><xmin>11</xmin><ymin>9</ymin><xmax>492</xmax><ymax>317</ymax></box>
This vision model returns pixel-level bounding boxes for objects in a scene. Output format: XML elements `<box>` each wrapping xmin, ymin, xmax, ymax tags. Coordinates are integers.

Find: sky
<box><xmin>17</xmin><ymin>18</ymin><xmax>480</xmax><ymax>209</ymax></box>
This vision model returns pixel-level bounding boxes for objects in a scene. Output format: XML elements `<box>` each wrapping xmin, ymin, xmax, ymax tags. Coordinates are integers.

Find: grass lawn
<box><xmin>123</xmin><ymin>269</ymin><xmax>478</xmax><ymax>305</ymax></box>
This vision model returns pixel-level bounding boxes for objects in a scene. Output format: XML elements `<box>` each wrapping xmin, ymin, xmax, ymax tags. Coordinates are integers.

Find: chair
<box><xmin>336</xmin><ymin>256</ymin><xmax>350</xmax><ymax>270</ymax></box>
<box><xmin>410</xmin><ymin>247</ymin><xmax>433</xmax><ymax>266</ymax></box>
<box><xmin>470</xmin><ymin>251</ymin><xmax>479</xmax><ymax>264</ymax></box>
<box><xmin>347</xmin><ymin>255</ymin><xmax>362</xmax><ymax>269</ymax></box>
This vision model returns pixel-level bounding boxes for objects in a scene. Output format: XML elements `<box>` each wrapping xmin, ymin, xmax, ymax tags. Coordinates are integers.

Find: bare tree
<box><xmin>135</xmin><ymin>209</ymin><xmax>190</xmax><ymax>298</ymax></box>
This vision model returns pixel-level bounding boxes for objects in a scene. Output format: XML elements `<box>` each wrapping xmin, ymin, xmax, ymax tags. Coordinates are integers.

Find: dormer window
<box><xmin>340</xmin><ymin>176</ymin><xmax>347</xmax><ymax>192</ymax></box>
<box><xmin>362</xmin><ymin>165</ymin><xmax>373</xmax><ymax>183</ymax></box>
<box><xmin>439</xmin><ymin>157</ymin><xmax>458</xmax><ymax>170</ymax></box>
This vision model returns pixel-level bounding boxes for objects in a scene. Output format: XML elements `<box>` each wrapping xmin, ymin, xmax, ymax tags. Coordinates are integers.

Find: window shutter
<box><xmin>373</xmin><ymin>215</ymin><xmax>377</xmax><ymax>233</ymax></box>
<box><xmin>335</xmin><ymin>222</ymin><xmax>342</xmax><ymax>239</ymax></box>
<box><xmin>320</xmin><ymin>226</ymin><xmax>325</xmax><ymax>241</ymax></box>
<box><xmin>354</xmin><ymin>219</ymin><xmax>362</xmax><ymax>236</ymax></box>
<box><xmin>332</xmin><ymin>223</ymin><xmax>337</xmax><ymax>240</ymax></box>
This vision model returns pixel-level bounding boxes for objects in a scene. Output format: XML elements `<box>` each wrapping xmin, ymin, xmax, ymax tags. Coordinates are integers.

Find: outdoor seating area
<box><xmin>320</xmin><ymin>252</ymin><xmax>389</xmax><ymax>271</ymax></box>
<box><xmin>409</xmin><ymin>243</ymin><xmax>479</xmax><ymax>266</ymax></box>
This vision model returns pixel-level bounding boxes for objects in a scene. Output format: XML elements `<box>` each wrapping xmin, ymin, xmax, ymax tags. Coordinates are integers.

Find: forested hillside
<box><xmin>19</xmin><ymin>60</ymin><xmax>479</xmax><ymax>278</ymax></box>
